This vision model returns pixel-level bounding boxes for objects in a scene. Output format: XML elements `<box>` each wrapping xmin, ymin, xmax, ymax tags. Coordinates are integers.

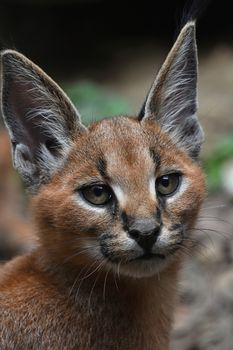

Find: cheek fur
<box><xmin>33</xmin><ymin>187</ymin><xmax>111</xmax><ymax>250</ymax></box>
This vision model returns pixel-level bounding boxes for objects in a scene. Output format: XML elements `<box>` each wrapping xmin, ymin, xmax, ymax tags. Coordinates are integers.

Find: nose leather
<box><xmin>127</xmin><ymin>218</ymin><xmax>161</xmax><ymax>251</ymax></box>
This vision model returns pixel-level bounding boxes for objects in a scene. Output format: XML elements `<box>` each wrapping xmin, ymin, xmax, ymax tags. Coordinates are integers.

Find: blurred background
<box><xmin>0</xmin><ymin>0</ymin><xmax>233</xmax><ymax>348</ymax></box>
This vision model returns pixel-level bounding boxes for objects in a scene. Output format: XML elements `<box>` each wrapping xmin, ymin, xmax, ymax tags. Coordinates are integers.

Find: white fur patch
<box><xmin>149</xmin><ymin>177</ymin><xmax>156</xmax><ymax>200</ymax></box>
<box><xmin>111</xmin><ymin>184</ymin><xmax>127</xmax><ymax>206</ymax></box>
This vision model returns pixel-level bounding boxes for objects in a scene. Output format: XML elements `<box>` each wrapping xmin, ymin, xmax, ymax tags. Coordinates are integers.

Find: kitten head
<box><xmin>1</xmin><ymin>22</ymin><xmax>205</xmax><ymax>278</ymax></box>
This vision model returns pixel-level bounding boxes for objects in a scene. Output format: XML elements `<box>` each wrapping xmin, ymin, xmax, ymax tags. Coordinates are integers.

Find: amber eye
<box><xmin>156</xmin><ymin>173</ymin><xmax>180</xmax><ymax>196</ymax></box>
<box><xmin>80</xmin><ymin>185</ymin><xmax>113</xmax><ymax>206</ymax></box>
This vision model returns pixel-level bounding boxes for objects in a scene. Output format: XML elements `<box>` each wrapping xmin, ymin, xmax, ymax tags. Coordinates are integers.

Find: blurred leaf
<box><xmin>64</xmin><ymin>81</ymin><xmax>132</xmax><ymax>125</ymax></box>
<box><xmin>204</xmin><ymin>134</ymin><xmax>233</xmax><ymax>192</ymax></box>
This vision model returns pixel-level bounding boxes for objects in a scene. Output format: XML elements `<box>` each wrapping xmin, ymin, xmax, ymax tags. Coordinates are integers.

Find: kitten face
<box><xmin>34</xmin><ymin>117</ymin><xmax>205</xmax><ymax>278</ymax></box>
<box><xmin>1</xmin><ymin>22</ymin><xmax>205</xmax><ymax>279</ymax></box>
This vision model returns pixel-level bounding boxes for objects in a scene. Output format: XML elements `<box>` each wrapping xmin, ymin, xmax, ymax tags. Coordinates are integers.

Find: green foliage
<box><xmin>204</xmin><ymin>135</ymin><xmax>233</xmax><ymax>192</ymax></box>
<box><xmin>64</xmin><ymin>81</ymin><xmax>132</xmax><ymax>125</ymax></box>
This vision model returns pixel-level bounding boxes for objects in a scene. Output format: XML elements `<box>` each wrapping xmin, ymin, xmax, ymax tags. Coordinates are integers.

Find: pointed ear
<box><xmin>1</xmin><ymin>50</ymin><xmax>87</xmax><ymax>192</ymax></box>
<box><xmin>139</xmin><ymin>22</ymin><xmax>204</xmax><ymax>159</ymax></box>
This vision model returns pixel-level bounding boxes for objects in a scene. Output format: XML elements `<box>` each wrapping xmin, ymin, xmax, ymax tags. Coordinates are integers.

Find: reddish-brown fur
<box><xmin>0</xmin><ymin>117</ymin><xmax>205</xmax><ymax>349</ymax></box>
<box><xmin>0</xmin><ymin>22</ymin><xmax>206</xmax><ymax>349</ymax></box>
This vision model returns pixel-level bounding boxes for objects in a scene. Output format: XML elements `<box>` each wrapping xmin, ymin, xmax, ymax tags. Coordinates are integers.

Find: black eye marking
<box><xmin>156</xmin><ymin>208</ymin><xmax>161</xmax><ymax>221</ymax></box>
<box><xmin>158</xmin><ymin>195</ymin><xmax>166</xmax><ymax>209</ymax></box>
<box><xmin>149</xmin><ymin>149</ymin><xmax>161</xmax><ymax>168</ymax></box>
<box><xmin>96</xmin><ymin>158</ymin><xmax>109</xmax><ymax>181</ymax></box>
<box><xmin>121</xmin><ymin>211</ymin><xmax>130</xmax><ymax>231</ymax></box>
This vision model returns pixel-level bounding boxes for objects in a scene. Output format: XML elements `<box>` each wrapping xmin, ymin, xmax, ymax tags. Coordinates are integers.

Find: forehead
<box><xmin>91</xmin><ymin>118</ymin><xmax>154</xmax><ymax>182</ymax></box>
<box><xmin>90</xmin><ymin>117</ymin><xmax>147</xmax><ymax>145</ymax></box>
<box><xmin>90</xmin><ymin>117</ymin><xmax>150</xmax><ymax>160</ymax></box>
<box><xmin>67</xmin><ymin>116</ymin><xmax>193</xmax><ymax>182</ymax></box>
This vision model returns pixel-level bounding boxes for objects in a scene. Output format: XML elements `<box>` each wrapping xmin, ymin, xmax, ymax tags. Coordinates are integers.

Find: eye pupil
<box><xmin>160</xmin><ymin>176</ymin><xmax>169</xmax><ymax>187</ymax></box>
<box><xmin>93</xmin><ymin>186</ymin><xmax>104</xmax><ymax>197</ymax></box>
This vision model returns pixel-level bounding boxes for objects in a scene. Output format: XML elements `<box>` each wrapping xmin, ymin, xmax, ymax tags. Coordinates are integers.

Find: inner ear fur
<box><xmin>1</xmin><ymin>50</ymin><xmax>87</xmax><ymax>192</ymax></box>
<box><xmin>139</xmin><ymin>21</ymin><xmax>204</xmax><ymax>159</ymax></box>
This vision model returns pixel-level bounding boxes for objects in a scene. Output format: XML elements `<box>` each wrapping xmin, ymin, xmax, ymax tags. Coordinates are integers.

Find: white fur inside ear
<box><xmin>14</xmin><ymin>144</ymin><xmax>37</xmax><ymax>183</ymax></box>
<box><xmin>1</xmin><ymin>50</ymin><xmax>86</xmax><ymax>191</ymax></box>
<box><xmin>142</xmin><ymin>22</ymin><xmax>203</xmax><ymax>158</ymax></box>
<box><xmin>37</xmin><ymin>143</ymin><xmax>70</xmax><ymax>176</ymax></box>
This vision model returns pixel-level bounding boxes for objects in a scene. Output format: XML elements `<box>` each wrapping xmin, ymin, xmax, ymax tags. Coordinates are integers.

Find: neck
<box><xmin>34</xmin><ymin>248</ymin><xmax>181</xmax><ymax>349</ymax></box>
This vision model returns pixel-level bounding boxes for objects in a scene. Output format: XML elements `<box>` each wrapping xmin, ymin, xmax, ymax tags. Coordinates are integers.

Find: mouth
<box><xmin>114</xmin><ymin>251</ymin><xmax>169</xmax><ymax>278</ymax></box>
<box><xmin>103</xmin><ymin>247</ymin><xmax>180</xmax><ymax>278</ymax></box>
<box><xmin>133</xmin><ymin>252</ymin><xmax>166</xmax><ymax>261</ymax></box>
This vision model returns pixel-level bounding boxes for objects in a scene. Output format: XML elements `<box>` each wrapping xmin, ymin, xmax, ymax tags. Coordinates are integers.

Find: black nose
<box><xmin>127</xmin><ymin>218</ymin><xmax>161</xmax><ymax>251</ymax></box>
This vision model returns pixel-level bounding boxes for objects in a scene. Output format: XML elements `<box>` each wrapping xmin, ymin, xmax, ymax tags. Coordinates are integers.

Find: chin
<box><xmin>110</xmin><ymin>255</ymin><xmax>172</xmax><ymax>279</ymax></box>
